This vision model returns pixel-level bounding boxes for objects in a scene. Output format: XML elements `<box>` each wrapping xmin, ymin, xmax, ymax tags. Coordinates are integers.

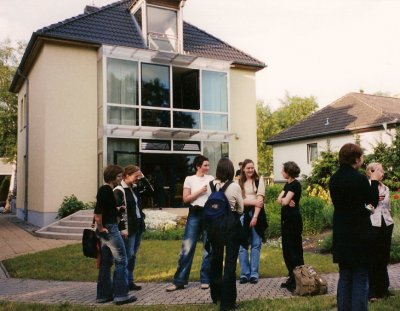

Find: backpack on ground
<box><xmin>293</xmin><ymin>265</ymin><xmax>328</xmax><ymax>296</ymax></box>
<box><xmin>203</xmin><ymin>180</ymin><xmax>234</xmax><ymax>232</ymax></box>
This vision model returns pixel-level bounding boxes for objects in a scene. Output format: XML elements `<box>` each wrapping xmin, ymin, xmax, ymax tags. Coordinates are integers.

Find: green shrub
<box><xmin>322</xmin><ymin>203</ymin><xmax>334</xmax><ymax>228</ymax></box>
<box><xmin>265</xmin><ymin>202</ymin><xmax>281</xmax><ymax>238</ymax></box>
<box><xmin>318</xmin><ymin>232</ymin><xmax>333</xmax><ymax>253</ymax></box>
<box><xmin>57</xmin><ymin>195</ymin><xmax>88</xmax><ymax>219</ymax></box>
<box><xmin>265</xmin><ymin>184</ymin><xmax>283</xmax><ymax>204</ymax></box>
<box><xmin>391</xmin><ymin>215</ymin><xmax>400</xmax><ymax>263</ymax></box>
<box><xmin>301</xmin><ymin>196</ymin><xmax>328</xmax><ymax>235</ymax></box>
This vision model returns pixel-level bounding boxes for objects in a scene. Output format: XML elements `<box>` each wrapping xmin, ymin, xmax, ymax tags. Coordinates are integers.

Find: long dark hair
<box><xmin>239</xmin><ymin>159</ymin><xmax>259</xmax><ymax>197</ymax></box>
<box><xmin>215</xmin><ymin>157</ymin><xmax>234</xmax><ymax>182</ymax></box>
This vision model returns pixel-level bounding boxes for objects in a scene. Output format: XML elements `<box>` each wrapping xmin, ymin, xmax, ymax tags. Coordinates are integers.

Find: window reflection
<box><xmin>142</xmin><ymin>109</ymin><xmax>170</xmax><ymax>127</ymax></box>
<box><xmin>173</xmin><ymin>111</ymin><xmax>200</xmax><ymax>129</ymax></box>
<box><xmin>202</xmin><ymin>114</ymin><xmax>228</xmax><ymax>131</ymax></box>
<box><xmin>142</xmin><ymin>63</ymin><xmax>170</xmax><ymax>107</ymax></box>
<box><xmin>107</xmin><ymin>58</ymin><xmax>138</xmax><ymax>105</ymax></box>
<box><xmin>202</xmin><ymin>71</ymin><xmax>227</xmax><ymax>112</ymax></box>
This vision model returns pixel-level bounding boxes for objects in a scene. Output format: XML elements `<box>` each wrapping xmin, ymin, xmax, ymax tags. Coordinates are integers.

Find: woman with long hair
<box><xmin>238</xmin><ymin>159</ymin><xmax>266</xmax><ymax>285</ymax></box>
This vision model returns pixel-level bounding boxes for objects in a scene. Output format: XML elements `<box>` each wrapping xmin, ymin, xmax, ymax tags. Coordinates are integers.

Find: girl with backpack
<box><xmin>206</xmin><ymin>157</ymin><xmax>243</xmax><ymax>311</ymax></box>
<box><xmin>238</xmin><ymin>159</ymin><xmax>266</xmax><ymax>285</ymax></box>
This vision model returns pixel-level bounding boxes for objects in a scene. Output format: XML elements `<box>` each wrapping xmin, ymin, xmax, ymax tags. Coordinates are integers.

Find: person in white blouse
<box><xmin>366</xmin><ymin>162</ymin><xmax>394</xmax><ymax>301</ymax></box>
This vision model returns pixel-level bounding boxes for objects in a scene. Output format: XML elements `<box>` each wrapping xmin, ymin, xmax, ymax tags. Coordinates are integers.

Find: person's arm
<box><xmin>94</xmin><ymin>214</ymin><xmax>108</xmax><ymax>233</ymax></box>
<box><xmin>183</xmin><ymin>185</ymin><xmax>208</xmax><ymax>204</ymax></box>
<box><xmin>280</xmin><ymin>191</ymin><xmax>295</xmax><ymax>206</ymax></box>
<box><xmin>276</xmin><ymin>190</ymin><xmax>285</xmax><ymax>204</ymax></box>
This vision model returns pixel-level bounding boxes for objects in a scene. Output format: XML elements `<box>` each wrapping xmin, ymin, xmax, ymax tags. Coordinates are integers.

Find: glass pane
<box><xmin>148</xmin><ymin>35</ymin><xmax>177</xmax><ymax>52</ymax></box>
<box><xmin>107</xmin><ymin>106</ymin><xmax>139</xmax><ymax>126</ymax></box>
<box><xmin>141</xmin><ymin>63</ymin><xmax>170</xmax><ymax>107</ymax></box>
<box><xmin>141</xmin><ymin>139</ymin><xmax>171</xmax><ymax>151</ymax></box>
<box><xmin>142</xmin><ymin>109</ymin><xmax>170</xmax><ymax>127</ymax></box>
<box><xmin>202</xmin><ymin>71</ymin><xmax>227</xmax><ymax>112</ymax></box>
<box><xmin>173</xmin><ymin>111</ymin><xmax>200</xmax><ymax>129</ymax></box>
<box><xmin>134</xmin><ymin>7</ymin><xmax>142</xmax><ymax>31</ymax></box>
<box><xmin>107</xmin><ymin>138</ymin><xmax>139</xmax><ymax>165</ymax></box>
<box><xmin>173</xmin><ymin>141</ymin><xmax>201</xmax><ymax>152</ymax></box>
<box><xmin>147</xmin><ymin>6</ymin><xmax>177</xmax><ymax>37</ymax></box>
<box><xmin>202</xmin><ymin>113</ymin><xmax>228</xmax><ymax>131</ymax></box>
<box><xmin>173</xmin><ymin>68</ymin><xmax>199</xmax><ymax>110</ymax></box>
<box><xmin>203</xmin><ymin>141</ymin><xmax>229</xmax><ymax>175</ymax></box>
<box><xmin>107</xmin><ymin>58</ymin><xmax>138</xmax><ymax>105</ymax></box>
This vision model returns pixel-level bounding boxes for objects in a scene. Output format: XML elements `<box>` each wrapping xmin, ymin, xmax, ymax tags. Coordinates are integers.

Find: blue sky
<box><xmin>1</xmin><ymin>0</ymin><xmax>399</xmax><ymax>110</ymax></box>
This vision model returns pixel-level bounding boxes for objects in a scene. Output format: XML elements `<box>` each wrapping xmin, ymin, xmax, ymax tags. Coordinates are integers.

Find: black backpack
<box><xmin>203</xmin><ymin>180</ymin><xmax>235</xmax><ymax>232</ymax></box>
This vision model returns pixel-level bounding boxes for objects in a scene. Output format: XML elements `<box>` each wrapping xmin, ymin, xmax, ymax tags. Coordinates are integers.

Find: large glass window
<box><xmin>173</xmin><ymin>67</ymin><xmax>199</xmax><ymax>110</ymax></box>
<box><xmin>202</xmin><ymin>114</ymin><xmax>228</xmax><ymax>131</ymax></box>
<box><xmin>141</xmin><ymin>63</ymin><xmax>170</xmax><ymax>108</ymax></box>
<box><xmin>202</xmin><ymin>71</ymin><xmax>228</xmax><ymax>112</ymax></box>
<box><xmin>107</xmin><ymin>106</ymin><xmax>139</xmax><ymax>126</ymax></box>
<box><xmin>173</xmin><ymin>111</ymin><xmax>200</xmax><ymax>129</ymax></box>
<box><xmin>107</xmin><ymin>138</ymin><xmax>139</xmax><ymax>166</ymax></box>
<box><xmin>142</xmin><ymin>109</ymin><xmax>170</xmax><ymax>127</ymax></box>
<box><xmin>107</xmin><ymin>58</ymin><xmax>138</xmax><ymax>105</ymax></box>
<box><xmin>203</xmin><ymin>141</ymin><xmax>229</xmax><ymax>175</ymax></box>
<box><xmin>147</xmin><ymin>6</ymin><xmax>177</xmax><ymax>52</ymax></box>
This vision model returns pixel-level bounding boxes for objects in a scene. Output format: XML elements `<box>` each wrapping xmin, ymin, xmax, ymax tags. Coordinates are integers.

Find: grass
<box><xmin>1</xmin><ymin>292</ymin><xmax>400</xmax><ymax>310</ymax></box>
<box><xmin>3</xmin><ymin>240</ymin><xmax>337</xmax><ymax>282</ymax></box>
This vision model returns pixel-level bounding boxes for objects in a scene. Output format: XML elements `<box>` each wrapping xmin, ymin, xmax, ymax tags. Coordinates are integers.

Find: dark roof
<box><xmin>10</xmin><ymin>0</ymin><xmax>265</xmax><ymax>92</ymax></box>
<box><xmin>266</xmin><ymin>93</ymin><xmax>400</xmax><ymax>145</ymax></box>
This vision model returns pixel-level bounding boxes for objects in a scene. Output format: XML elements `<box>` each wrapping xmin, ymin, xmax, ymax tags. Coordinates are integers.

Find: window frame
<box><xmin>307</xmin><ymin>143</ymin><xmax>318</xmax><ymax>164</ymax></box>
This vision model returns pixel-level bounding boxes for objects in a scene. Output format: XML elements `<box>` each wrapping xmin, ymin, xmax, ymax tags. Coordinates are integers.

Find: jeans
<box><xmin>173</xmin><ymin>209</ymin><xmax>211</xmax><ymax>285</ymax></box>
<box><xmin>208</xmin><ymin>220</ymin><xmax>240</xmax><ymax>310</ymax></box>
<box><xmin>239</xmin><ymin>212</ymin><xmax>262</xmax><ymax>279</ymax></box>
<box><xmin>124</xmin><ymin>231</ymin><xmax>143</xmax><ymax>286</ymax></box>
<box><xmin>337</xmin><ymin>266</ymin><xmax>369</xmax><ymax>311</ymax></box>
<box><xmin>96</xmin><ymin>223</ymin><xmax>129</xmax><ymax>302</ymax></box>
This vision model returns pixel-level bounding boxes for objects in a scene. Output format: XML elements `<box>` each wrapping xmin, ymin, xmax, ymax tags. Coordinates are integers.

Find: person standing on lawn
<box><xmin>329</xmin><ymin>143</ymin><xmax>381</xmax><ymax>311</ymax></box>
<box><xmin>276</xmin><ymin>161</ymin><xmax>304</xmax><ymax>292</ymax></box>
<box><xmin>94</xmin><ymin>165</ymin><xmax>137</xmax><ymax>305</ymax></box>
<box><xmin>166</xmin><ymin>155</ymin><xmax>214</xmax><ymax>291</ymax></box>
<box><xmin>366</xmin><ymin>162</ymin><xmax>394</xmax><ymax>301</ymax></box>
<box><xmin>114</xmin><ymin>165</ymin><xmax>146</xmax><ymax>292</ymax></box>
<box><xmin>238</xmin><ymin>159</ymin><xmax>266</xmax><ymax>285</ymax></box>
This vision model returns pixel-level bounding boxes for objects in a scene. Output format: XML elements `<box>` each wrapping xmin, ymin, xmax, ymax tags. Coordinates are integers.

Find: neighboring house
<box><xmin>9</xmin><ymin>0</ymin><xmax>265</xmax><ymax>227</ymax></box>
<box><xmin>266</xmin><ymin>93</ymin><xmax>400</xmax><ymax>182</ymax></box>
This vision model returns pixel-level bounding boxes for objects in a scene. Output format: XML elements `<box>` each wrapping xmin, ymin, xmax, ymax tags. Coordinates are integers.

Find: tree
<box><xmin>0</xmin><ymin>39</ymin><xmax>24</xmax><ymax>162</ymax></box>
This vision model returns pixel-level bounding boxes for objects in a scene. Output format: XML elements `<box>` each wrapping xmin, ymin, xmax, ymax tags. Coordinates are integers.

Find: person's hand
<box><xmin>118</xmin><ymin>205</ymin><xmax>126</xmax><ymax>212</ymax></box>
<box><xmin>98</xmin><ymin>226</ymin><xmax>109</xmax><ymax>234</ymax></box>
<box><xmin>121</xmin><ymin>232</ymin><xmax>128</xmax><ymax>239</ymax></box>
<box><xmin>289</xmin><ymin>200</ymin><xmax>295</xmax><ymax>207</ymax></box>
<box><xmin>199</xmin><ymin>185</ymin><xmax>207</xmax><ymax>194</ymax></box>
<box><xmin>250</xmin><ymin>217</ymin><xmax>257</xmax><ymax>227</ymax></box>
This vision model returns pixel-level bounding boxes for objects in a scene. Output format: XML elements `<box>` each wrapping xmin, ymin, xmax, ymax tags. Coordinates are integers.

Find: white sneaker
<box><xmin>200</xmin><ymin>283</ymin><xmax>210</xmax><ymax>289</ymax></box>
<box><xmin>166</xmin><ymin>284</ymin><xmax>184</xmax><ymax>292</ymax></box>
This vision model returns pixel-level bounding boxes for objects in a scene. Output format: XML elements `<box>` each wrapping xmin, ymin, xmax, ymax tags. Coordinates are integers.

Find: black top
<box><xmin>329</xmin><ymin>164</ymin><xmax>379</xmax><ymax>267</ymax></box>
<box><xmin>94</xmin><ymin>185</ymin><xmax>118</xmax><ymax>225</ymax></box>
<box><xmin>281</xmin><ymin>179</ymin><xmax>302</xmax><ymax>215</ymax></box>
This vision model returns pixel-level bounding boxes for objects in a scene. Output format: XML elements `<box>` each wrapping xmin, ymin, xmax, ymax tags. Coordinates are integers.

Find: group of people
<box><xmin>93</xmin><ymin>143</ymin><xmax>394</xmax><ymax>311</ymax></box>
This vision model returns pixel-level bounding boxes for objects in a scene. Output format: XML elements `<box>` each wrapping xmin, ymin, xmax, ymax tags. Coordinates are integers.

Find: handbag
<box><xmin>82</xmin><ymin>216</ymin><xmax>99</xmax><ymax>259</ymax></box>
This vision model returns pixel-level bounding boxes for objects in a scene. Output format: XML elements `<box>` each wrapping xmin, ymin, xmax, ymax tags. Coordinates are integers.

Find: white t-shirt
<box><xmin>183</xmin><ymin>174</ymin><xmax>214</xmax><ymax>207</ymax></box>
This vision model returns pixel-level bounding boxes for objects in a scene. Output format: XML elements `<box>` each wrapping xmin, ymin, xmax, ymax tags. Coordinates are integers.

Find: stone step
<box><xmin>35</xmin><ymin>230</ymin><xmax>82</xmax><ymax>240</ymax></box>
<box><xmin>70</xmin><ymin>214</ymin><xmax>93</xmax><ymax>222</ymax></box>
<box><xmin>46</xmin><ymin>226</ymin><xmax>86</xmax><ymax>234</ymax></box>
<box><xmin>58</xmin><ymin>220</ymin><xmax>92</xmax><ymax>228</ymax></box>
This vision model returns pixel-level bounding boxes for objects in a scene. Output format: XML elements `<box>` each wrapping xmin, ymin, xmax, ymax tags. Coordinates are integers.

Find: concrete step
<box><xmin>70</xmin><ymin>215</ymin><xmax>93</xmax><ymax>222</ymax></box>
<box><xmin>58</xmin><ymin>220</ymin><xmax>92</xmax><ymax>228</ymax></box>
<box><xmin>35</xmin><ymin>230</ymin><xmax>82</xmax><ymax>240</ymax></box>
<box><xmin>46</xmin><ymin>226</ymin><xmax>86</xmax><ymax>234</ymax></box>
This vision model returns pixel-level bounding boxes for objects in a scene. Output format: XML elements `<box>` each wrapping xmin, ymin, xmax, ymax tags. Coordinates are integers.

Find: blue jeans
<box><xmin>337</xmin><ymin>266</ymin><xmax>369</xmax><ymax>311</ymax></box>
<box><xmin>96</xmin><ymin>224</ymin><xmax>129</xmax><ymax>303</ymax></box>
<box><xmin>124</xmin><ymin>231</ymin><xmax>142</xmax><ymax>286</ymax></box>
<box><xmin>239</xmin><ymin>212</ymin><xmax>262</xmax><ymax>279</ymax></box>
<box><xmin>173</xmin><ymin>210</ymin><xmax>211</xmax><ymax>285</ymax></box>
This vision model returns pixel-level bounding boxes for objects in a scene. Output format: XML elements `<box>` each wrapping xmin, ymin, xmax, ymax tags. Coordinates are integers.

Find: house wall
<box><xmin>16</xmin><ymin>43</ymin><xmax>98</xmax><ymax>227</ymax></box>
<box><xmin>229</xmin><ymin>68</ymin><xmax>258</xmax><ymax>170</ymax></box>
<box><xmin>272</xmin><ymin>128</ymin><xmax>395</xmax><ymax>182</ymax></box>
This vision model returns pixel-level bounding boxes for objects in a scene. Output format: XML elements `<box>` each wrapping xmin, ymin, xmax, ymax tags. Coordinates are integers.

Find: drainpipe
<box><xmin>18</xmin><ymin>69</ymin><xmax>29</xmax><ymax>222</ymax></box>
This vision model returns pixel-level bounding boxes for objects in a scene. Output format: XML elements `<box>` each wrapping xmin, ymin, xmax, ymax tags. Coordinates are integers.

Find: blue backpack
<box><xmin>203</xmin><ymin>180</ymin><xmax>235</xmax><ymax>231</ymax></box>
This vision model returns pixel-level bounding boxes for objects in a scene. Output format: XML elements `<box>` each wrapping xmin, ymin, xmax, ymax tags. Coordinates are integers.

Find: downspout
<box><xmin>18</xmin><ymin>69</ymin><xmax>29</xmax><ymax>222</ymax></box>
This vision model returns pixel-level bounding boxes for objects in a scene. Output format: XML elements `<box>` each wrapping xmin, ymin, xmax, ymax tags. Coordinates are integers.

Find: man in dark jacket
<box><xmin>329</xmin><ymin>143</ymin><xmax>382</xmax><ymax>311</ymax></box>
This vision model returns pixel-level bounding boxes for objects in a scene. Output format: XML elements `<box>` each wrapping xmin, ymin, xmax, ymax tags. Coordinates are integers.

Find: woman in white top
<box><xmin>206</xmin><ymin>157</ymin><xmax>243</xmax><ymax>311</ymax></box>
<box><xmin>366</xmin><ymin>163</ymin><xmax>394</xmax><ymax>300</ymax></box>
<box><xmin>238</xmin><ymin>159</ymin><xmax>266</xmax><ymax>284</ymax></box>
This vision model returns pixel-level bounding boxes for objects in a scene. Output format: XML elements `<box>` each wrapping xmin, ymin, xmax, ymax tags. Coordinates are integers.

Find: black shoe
<box><xmin>114</xmin><ymin>295</ymin><xmax>137</xmax><ymax>305</ymax></box>
<box><xmin>96</xmin><ymin>297</ymin><xmax>113</xmax><ymax>304</ymax></box>
<box><xmin>129</xmin><ymin>283</ymin><xmax>142</xmax><ymax>291</ymax></box>
<box><xmin>239</xmin><ymin>277</ymin><xmax>248</xmax><ymax>284</ymax></box>
<box><xmin>280</xmin><ymin>277</ymin><xmax>294</xmax><ymax>288</ymax></box>
<box><xmin>249</xmin><ymin>277</ymin><xmax>258</xmax><ymax>284</ymax></box>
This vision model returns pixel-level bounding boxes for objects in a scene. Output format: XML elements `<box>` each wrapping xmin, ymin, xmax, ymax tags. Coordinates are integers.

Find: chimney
<box><xmin>84</xmin><ymin>5</ymin><xmax>99</xmax><ymax>14</ymax></box>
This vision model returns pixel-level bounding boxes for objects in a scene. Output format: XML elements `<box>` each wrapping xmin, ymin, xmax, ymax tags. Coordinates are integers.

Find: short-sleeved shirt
<box><xmin>243</xmin><ymin>178</ymin><xmax>265</xmax><ymax>201</ymax></box>
<box><xmin>94</xmin><ymin>185</ymin><xmax>118</xmax><ymax>225</ymax></box>
<box><xmin>282</xmin><ymin>179</ymin><xmax>302</xmax><ymax>215</ymax></box>
<box><xmin>183</xmin><ymin>174</ymin><xmax>214</xmax><ymax>207</ymax></box>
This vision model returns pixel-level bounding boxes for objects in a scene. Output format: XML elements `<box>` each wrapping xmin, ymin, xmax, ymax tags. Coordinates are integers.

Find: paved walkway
<box><xmin>1</xmin><ymin>213</ymin><xmax>400</xmax><ymax>307</ymax></box>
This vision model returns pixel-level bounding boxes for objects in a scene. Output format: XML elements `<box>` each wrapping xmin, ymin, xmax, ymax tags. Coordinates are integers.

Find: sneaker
<box><xmin>249</xmin><ymin>277</ymin><xmax>258</xmax><ymax>284</ymax></box>
<box><xmin>200</xmin><ymin>283</ymin><xmax>210</xmax><ymax>289</ymax></box>
<box><xmin>166</xmin><ymin>284</ymin><xmax>184</xmax><ymax>292</ymax></box>
<box><xmin>114</xmin><ymin>295</ymin><xmax>137</xmax><ymax>305</ymax></box>
<box><xmin>239</xmin><ymin>277</ymin><xmax>248</xmax><ymax>284</ymax></box>
<box><xmin>129</xmin><ymin>283</ymin><xmax>142</xmax><ymax>291</ymax></box>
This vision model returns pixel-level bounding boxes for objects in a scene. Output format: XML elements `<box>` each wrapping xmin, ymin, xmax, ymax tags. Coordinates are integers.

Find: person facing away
<box><xmin>206</xmin><ymin>157</ymin><xmax>244</xmax><ymax>311</ymax></box>
<box><xmin>114</xmin><ymin>165</ymin><xmax>146</xmax><ymax>292</ymax></box>
<box><xmin>365</xmin><ymin>162</ymin><xmax>394</xmax><ymax>301</ymax></box>
<box><xmin>94</xmin><ymin>165</ymin><xmax>137</xmax><ymax>305</ymax></box>
<box><xmin>276</xmin><ymin>161</ymin><xmax>304</xmax><ymax>292</ymax></box>
<box><xmin>235</xmin><ymin>161</ymin><xmax>243</xmax><ymax>178</ymax></box>
<box><xmin>329</xmin><ymin>143</ymin><xmax>382</xmax><ymax>311</ymax></box>
<box><xmin>238</xmin><ymin>159</ymin><xmax>266</xmax><ymax>285</ymax></box>
<box><xmin>166</xmin><ymin>155</ymin><xmax>214</xmax><ymax>292</ymax></box>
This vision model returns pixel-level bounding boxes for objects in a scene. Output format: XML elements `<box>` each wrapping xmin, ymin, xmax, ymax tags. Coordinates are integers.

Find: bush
<box><xmin>57</xmin><ymin>195</ymin><xmax>88</xmax><ymax>219</ymax></box>
<box><xmin>265</xmin><ymin>184</ymin><xmax>283</xmax><ymax>204</ymax></box>
<box><xmin>265</xmin><ymin>202</ymin><xmax>281</xmax><ymax>238</ymax></box>
<box><xmin>301</xmin><ymin>196</ymin><xmax>328</xmax><ymax>235</ymax></box>
<box><xmin>318</xmin><ymin>232</ymin><xmax>333</xmax><ymax>253</ymax></box>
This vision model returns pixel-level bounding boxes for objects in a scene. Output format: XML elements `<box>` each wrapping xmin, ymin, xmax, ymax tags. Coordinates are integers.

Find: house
<box><xmin>266</xmin><ymin>93</ymin><xmax>400</xmax><ymax>182</ymax></box>
<box><xmin>9</xmin><ymin>0</ymin><xmax>265</xmax><ymax>227</ymax></box>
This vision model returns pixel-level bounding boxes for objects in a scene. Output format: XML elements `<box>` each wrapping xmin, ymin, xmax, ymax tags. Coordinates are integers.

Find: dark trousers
<box><xmin>281</xmin><ymin>213</ymin><xmax>304</xmax><ymax>280</ymax></box>
<box><xmin>208</xmin><ymin>222</ymin><xmax>240</xmax><ymax>311</ymax></box>
<box><xmin>369</xmin><ymin>220</ymin><xmax>394</xmax><ymax>298</ymax></box>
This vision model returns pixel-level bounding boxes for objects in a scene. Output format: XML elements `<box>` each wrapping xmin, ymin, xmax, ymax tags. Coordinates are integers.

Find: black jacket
<box><xmin>329</xmin><ymin>164</ymin><xmax>379</xmax><ymax>267</ymax></box>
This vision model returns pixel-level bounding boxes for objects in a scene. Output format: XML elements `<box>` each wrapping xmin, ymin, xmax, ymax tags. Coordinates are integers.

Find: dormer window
<box><xmin>131</xmin><ymin>0</ymin><xmax>183</xmax><ymax>53</ymax></box>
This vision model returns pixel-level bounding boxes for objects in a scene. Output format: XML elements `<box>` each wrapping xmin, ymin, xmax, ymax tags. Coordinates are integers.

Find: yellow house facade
<box><xmin>11</xmin><ymin>0</ymin><xmax>265</xmax><ymax>227</ymax></box>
